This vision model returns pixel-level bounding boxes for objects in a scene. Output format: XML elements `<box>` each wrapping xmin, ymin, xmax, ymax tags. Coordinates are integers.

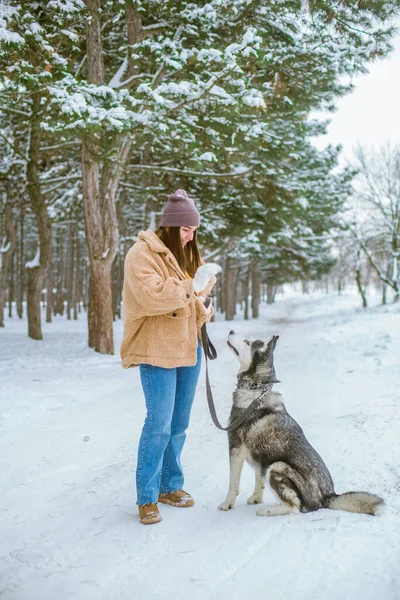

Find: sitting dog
<box><xmin>219</xmin><ymin>330</ymin><xmax>383</xmax><ymax>517</ymax></box>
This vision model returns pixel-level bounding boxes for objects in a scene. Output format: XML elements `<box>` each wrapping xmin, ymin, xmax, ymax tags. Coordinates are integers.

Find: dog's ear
<box><xmin>264</xmin><ymin>335</ymin><xmax>279</xmax><ymax>353</ymax></box>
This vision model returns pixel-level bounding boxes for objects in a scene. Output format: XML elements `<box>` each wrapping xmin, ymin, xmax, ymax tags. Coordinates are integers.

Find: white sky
<box><xmin>313</xmin><ymin>32</ymin><xmax>400</xmax><ymax>164</ymax></box>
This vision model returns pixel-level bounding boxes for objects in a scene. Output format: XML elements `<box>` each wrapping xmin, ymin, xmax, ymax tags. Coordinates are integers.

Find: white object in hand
<box><xmin>192</xmin><ymin>263</ymin><xmax>221</xmax><ymax>293</ymax></box>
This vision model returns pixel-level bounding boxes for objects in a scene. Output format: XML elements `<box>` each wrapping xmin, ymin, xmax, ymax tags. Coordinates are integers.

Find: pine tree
<box><xmin>1</xmin><ymin>0</ymin><xmax>398</xmax><ymax>342</ymax></box>
<box><xmin>0</xmin><ymin>1</ymin><xmax>81</xmax><ymax>337</ymax></box>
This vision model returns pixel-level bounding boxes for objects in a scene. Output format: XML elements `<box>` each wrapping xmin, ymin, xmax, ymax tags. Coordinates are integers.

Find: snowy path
<box><xmin>1</xmin><ymin>293</ymin><xmax>399</xmax><ymax>600</ymax></box>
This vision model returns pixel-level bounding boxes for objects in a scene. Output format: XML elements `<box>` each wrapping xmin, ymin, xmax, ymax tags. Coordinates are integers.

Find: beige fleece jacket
<box><xmin>120</xmin><ymin>230</ymin><xmax>215</xmax><ymax>368</ymax></box>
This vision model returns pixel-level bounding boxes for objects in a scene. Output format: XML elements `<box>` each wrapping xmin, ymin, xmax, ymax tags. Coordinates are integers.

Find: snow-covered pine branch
<box><xmin>40</xmin><ymin>175</ymin><xmax>81</xmax><ymax>185</ymax></box>
<box><xmin>127</xmin><ymin>164</ymin><xmax>253</xmax><ymax>179</ymax></box>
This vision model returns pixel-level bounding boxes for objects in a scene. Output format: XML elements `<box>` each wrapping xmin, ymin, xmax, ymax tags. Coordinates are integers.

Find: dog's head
<box><xmin>227</xmin><ymin>330</ymin><xmax>280</xmax><ymax>383</ymax></box>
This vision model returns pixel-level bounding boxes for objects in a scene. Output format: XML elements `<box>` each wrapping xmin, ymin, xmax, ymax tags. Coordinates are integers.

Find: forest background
<box><xmin>1</xmin><ymin>0</ymin><xmax>400</xmax><ymax>355</ymax></box>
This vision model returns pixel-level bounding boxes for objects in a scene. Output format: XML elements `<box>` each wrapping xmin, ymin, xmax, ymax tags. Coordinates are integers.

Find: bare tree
<box><xmin>350</xmin><ymin>143</ymin><xmax>400</xmax><ymax>302</ymax></box>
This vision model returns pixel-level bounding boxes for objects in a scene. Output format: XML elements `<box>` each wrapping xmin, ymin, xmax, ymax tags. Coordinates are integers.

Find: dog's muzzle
<box><xmin>227</xmin><ymin>340</ymin><xmax>239</xmax><ymax>356</ymax></box>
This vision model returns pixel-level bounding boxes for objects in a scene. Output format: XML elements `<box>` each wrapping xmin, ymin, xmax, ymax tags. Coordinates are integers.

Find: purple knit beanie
<box><xmin>159</xmin><ymin>189</ymin><xmax>201</xmax><ymax>227</ymax></box>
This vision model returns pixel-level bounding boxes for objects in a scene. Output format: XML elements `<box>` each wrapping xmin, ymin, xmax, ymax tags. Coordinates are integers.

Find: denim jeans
<box><xmin>136</xmin><ymin>341</ymin><xmax>202</xmax><ymax>505</ymax></box>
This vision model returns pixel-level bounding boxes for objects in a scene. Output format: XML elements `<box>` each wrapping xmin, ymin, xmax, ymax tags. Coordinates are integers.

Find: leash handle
<box><xmin>200</xmin><ymin>324</ymin><xmax>261</xmax><ymax>432</ymax></box>
<box><xmin>201</xmin><ymin>298</ymin><xmax>217</xmax><ymax>360</ymax></box>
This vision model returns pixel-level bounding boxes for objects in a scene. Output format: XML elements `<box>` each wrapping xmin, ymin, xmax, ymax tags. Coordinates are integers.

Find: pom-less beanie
<box><xmin>159</xmin><ymin>189</ymin><xmax>201</xmax><ymax>227</ymax></box>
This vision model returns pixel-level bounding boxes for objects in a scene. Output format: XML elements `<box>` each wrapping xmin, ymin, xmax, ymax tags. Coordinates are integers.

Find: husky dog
<box><xmin>219</xmin><ymin>330</ymin><xmax>383</xmax><ymax>517</ymax></box>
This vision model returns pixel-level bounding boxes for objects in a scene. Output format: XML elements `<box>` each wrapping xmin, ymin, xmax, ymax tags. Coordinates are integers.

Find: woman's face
<box><xmin>180</xmin><ymin>226</ymin><xmax>197</xmax><ymax>247</ymax></box>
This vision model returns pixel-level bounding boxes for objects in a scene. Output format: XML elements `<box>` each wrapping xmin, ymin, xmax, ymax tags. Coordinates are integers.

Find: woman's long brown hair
<box><xmin>155</xmin><ymin>227</ymin><xmax>201</xmax><ymax>278</ymax></box>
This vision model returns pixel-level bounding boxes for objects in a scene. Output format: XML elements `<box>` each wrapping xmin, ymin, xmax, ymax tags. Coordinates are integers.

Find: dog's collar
<box><xmin>236</xmin><ymin>381</ymin><xmax>274</xmax><ymax>393</ymax></box>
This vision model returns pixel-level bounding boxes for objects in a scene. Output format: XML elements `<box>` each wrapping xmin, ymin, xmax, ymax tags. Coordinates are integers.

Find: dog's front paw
<box><xmin>247</xmin><ymin>494</ymin><xmax>263</xmax><ymax>505</ymax></box>
<box><xmin>256</xmin><ymin>507</ymin><xmax>272</xmax><ymax>517</ymax></box>
<box><xmin>218</xmin><ymin>500</ymin><xmax>234</xmax><ymax>511</ymax></box>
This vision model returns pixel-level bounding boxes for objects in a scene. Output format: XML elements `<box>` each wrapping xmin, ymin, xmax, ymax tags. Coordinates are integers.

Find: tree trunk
<box><xmin>0</xmin><ymin>206</ymin><xmax>16</xmax><ymax>327</ymax></box>
<box><xmin>26</xmin><ymin>92</ymin><xmax>52</xmax><ymax>340</ymax></box>
<box><xmin>382</xmin><ymin>262</ymin><xmax>390</xmax><ymax>305</ymax></box>
<box><xmin>82</xmin><ymin>140</ymin><xmax>118</xmax><ymax>354</ymax></box>
<box><xmin>27</xmin><ymin>265</ymin><xmax>43</xmax><ymax>339</ymax></box>
<box><xmin>233</xmin><ymin>267</ymin><xmax>241</xmax><ymax>316</ymax></box>
<box><xmin>126</xmin><ymin>2</ymin><xmax>143</xmax><ymax>81</ymax></box>
<box><xmin>355</xmin><ymin>249</ymin><xmax>367</xmax><ymax>308</ymax></box>
<box><xmin>302</xmin><ymin>279</ymin><xmax>309</xmax><ymax>294</ymax></box>
<box><xmin>46</xmin><ymin>252</ymin><xmax>53</xmax><ymax>323</ymax></box>
<box><xmin>356</xmin><ymin>271</ymin><xmax>368</xmax><ymax>308</ymax></box>
<box><xmin>81</xmin><ymin>0</ymin><xmax>147</xmax><ymax>352</ymax></box>
<box><xmin>87</xmin><ymin>261</ymin><xmax>114</xmax><ymax>353</ymax></box>
<box><xmin>390</xmin><ymin>241</ymin><xmax>399</xmax><ymax>303</ymax></box>
<box><xmin>8</xmin><ymin>252</ymin><xmax>14</xmax><ymax>319</ymax></box>
<box><xmin>67</xmin><ymin>221</ymin><xmax>75</xmax><ymax>320</ymax></box>
<box><xmin>382</xmin><ymin>281</ymin><xmax>387</xmax><ymax>305</ymax></box>
<box><xmin>112</xmin><ymin>252</ymin><xmax>122</xmax><ymax>320</ymax></box>
<box><xmin>16</xmin><ymin>205</ymin><xmax>24</xmax><ymax>319</ymax></box>
<box><xmin>54</xmin><ymin>230</ymin><xmax>64</xmax><ymax>316</ymax></box>
<box><xmin>216</xmin><ymin>275</ymin><xmax>223</xmax><ymax>315</ymax></box>
<box><xmin>82</xmin><ymin>0</ymin><xmax>132</xmax><ymax>353</ymax></box>
<box><xmin>73</xmin><ymin>232</ymin><xmax>80</xmax><ymax>320</ymax></box>
<box><xmin>83</xmin><ymin>268</ymin><xmax>89</xmax><ymax>312</ymax></box>
<box><xmin>266</xmin><ymin>283</ymin><xmax>276</xmax><ymax>305</ymax></box>
<box><xmin>251</xmin><ymin>262</ymin><xmax>261</xmax><ymax>319</ymax></box>
<box><xmin>83</xmin><ymin>0</ymin><xmax>163</xmax><ymax>351</ymax></box>
<box><xmin>86</xmin><ymin>0</ymin><xmax>104</xmax><ymax>85</ymax></box>
<box><xmin>243</xmin><ymin>268</ymin><xmax>249</xmax><ymax>320</ymax></box>
<box><xmin>225</xmin><ymin>256</ymin><xmax>236</xmax><ymax>321</ymax></box>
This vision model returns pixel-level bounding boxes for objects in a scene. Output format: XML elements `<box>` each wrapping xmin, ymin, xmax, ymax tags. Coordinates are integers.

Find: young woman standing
<box><xmin>121</xmin><ymin>189</ymin><xmax>221</xmax><ymax>524</ymax></box>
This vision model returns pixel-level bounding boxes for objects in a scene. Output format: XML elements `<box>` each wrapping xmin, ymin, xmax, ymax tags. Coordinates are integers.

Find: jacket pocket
<box><xmin>164</xmin><ymin>305</ymin><xmax>191</xmax><ymax>320</ymax></box>
<box><xmin>154</xmin><ymin>306</ymin><xmax>191</xmax><ymax>357</ymax></box>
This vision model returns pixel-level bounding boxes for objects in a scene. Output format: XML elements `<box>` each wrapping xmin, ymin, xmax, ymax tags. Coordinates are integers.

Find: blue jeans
<box><xmin>136</xmin><ymin>341</ymin><xmax>202</xmax><ymax>505</ymax></box>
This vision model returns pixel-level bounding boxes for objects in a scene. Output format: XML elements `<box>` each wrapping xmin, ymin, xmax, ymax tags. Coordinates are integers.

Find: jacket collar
<box><xmin>138</xmin><ymin>230</ymin><xmax>187</xmax><ymax>279</ymax></box>
<box><xmin>138</xmin><ymin>230</ymin><xmax>169</xmax><ymax>254</ymax></box>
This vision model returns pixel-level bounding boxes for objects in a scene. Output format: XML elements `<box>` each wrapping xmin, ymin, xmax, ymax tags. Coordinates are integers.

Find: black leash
<box><xmin>200</xmin><ymin>323</ymin><xmax>271</xmax><ymax>432</ymax></box>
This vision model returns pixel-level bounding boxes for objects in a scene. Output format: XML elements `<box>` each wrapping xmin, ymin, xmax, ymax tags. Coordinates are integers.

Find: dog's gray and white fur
<box><xmin>219</xmin><ymin>330</ymin><xmax>383</xmax><ymax>517</ymax></box>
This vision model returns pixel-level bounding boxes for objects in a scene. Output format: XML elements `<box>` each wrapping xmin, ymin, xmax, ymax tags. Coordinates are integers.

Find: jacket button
<box><xmin>172</xmin><ymin>312</ymin><xmax>177</xmax><ymax>317</ymax></box>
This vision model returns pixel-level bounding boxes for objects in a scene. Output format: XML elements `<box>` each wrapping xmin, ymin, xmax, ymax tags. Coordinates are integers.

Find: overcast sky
<box><xmin>313</xmin><ymin>33</ymin><xmax>400</xmax><ymax>164</ymax></box>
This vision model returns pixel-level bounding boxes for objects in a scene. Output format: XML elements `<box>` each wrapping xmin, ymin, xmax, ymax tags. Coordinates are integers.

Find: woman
<box><xmin>121</xmin><ymin>189</ymin><xmax>221</xmax><ymax>525</ymax></box>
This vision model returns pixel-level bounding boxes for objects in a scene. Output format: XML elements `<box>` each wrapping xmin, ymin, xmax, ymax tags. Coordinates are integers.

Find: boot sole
<box><xmin>140</xmin><ymin>515</ymin><xmax>163</xmax><ymax>525</ymax></box>
<box><xmin>158</xmin><ymin>497</ymin><xmax>195</xmax><ymax>508</ymax></box>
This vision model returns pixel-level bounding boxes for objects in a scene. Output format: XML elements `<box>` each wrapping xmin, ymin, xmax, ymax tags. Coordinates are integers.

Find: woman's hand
<box><xmin>192</xmin><ymin>263</ymin><xmax>221</xmax><ymax>293</ymax></box>
<box><xmin>199</xmin><ymin>295</ymin><xmax>213</xmax><ymax>315</ymax></box>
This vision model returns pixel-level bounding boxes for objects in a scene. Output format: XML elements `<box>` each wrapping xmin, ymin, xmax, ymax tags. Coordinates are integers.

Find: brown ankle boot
<box><xmin>158</xmin><ymin>489</ymin><xmax>195</xmax><ymax>507</ymax></box>
<box><xmin>138</xmin><ymin>503</ymin><xmax>162</xmax><ymax>525</ymax></box>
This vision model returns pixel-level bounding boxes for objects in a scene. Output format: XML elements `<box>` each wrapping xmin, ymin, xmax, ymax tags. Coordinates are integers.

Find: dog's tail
<box><xmin>321</xmin><ymin>491</ymin><xmax>383</xmax><ymax>515</ymax></box>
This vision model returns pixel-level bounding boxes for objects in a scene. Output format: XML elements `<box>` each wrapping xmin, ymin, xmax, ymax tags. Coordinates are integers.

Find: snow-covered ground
<box><xmin>1</xmin><ymin>292</ymin><xmax>399</xmax><ymax>600</ymax></box>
